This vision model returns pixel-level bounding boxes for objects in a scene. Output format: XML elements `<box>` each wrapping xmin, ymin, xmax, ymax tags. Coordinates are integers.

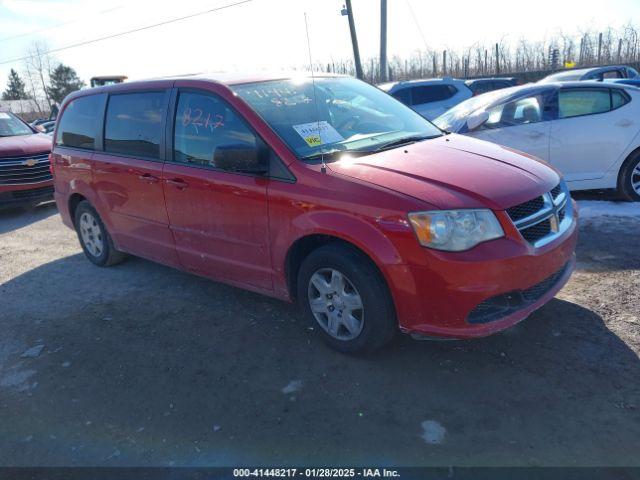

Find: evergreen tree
<box><xmin>2</xmin><ymin>69</ymin><xmax>28</xmax><ymax>100</ymax></box>
<box><xmin>47</xmin><ymin>64</ymin><xmax>85</xmax><ymax>104</ymax></box>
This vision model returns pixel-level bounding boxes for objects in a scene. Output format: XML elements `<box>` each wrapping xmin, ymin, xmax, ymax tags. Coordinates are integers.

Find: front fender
<box><xmin>271</xmin><ymin>209</ymin><xmax>414</xmax><ymax>301</ymax></box>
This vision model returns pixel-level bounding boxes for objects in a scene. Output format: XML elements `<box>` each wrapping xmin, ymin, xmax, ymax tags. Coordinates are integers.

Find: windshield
<box><xmin>433</xmin><ymin>87</ymin><xmax>520</xmax><ymax>131</ymax></box>
<box><xmin>0</xmin><ymin>111</ymin><xmax>33</xmax><ymax>137</ymax></box>
<box><xmin>232</xmin><ymin>77</ymin><xmax>442</xmax><ymax>160</ymax></box>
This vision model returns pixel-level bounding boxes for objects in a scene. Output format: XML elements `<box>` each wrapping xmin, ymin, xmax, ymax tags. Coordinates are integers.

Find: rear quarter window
<box><xmin>55</xmin><ymin>94</ymin><xmax>104</xmax><ymax>150</ymax></box>
<box><xmin>411</xmin><ymin>85</ymin><xmax>457</xmax><ymax>105</ymax></box>
<box><xmin>390</xmin><ymin>88</ymin><xmax>411</xmax><ymax>105</ymax></box>
<box><xmin>558</xmin><ymin>88</ymin><xmax>629</xmax><ymax>118</ymax></box>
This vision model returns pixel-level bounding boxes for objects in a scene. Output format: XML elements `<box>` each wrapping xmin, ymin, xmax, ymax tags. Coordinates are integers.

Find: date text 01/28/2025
<box><xmin>232</xmin><ymin>468</ymin><xmax>401</xmax><ymax>478</ymax></box>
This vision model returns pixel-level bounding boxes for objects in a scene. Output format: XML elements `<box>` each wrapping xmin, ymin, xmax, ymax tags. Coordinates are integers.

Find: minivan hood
<box><xmin>328</xmin><ymin>134</ymin><xmax>559</xmax><ymax>211</ymax></box>
<box><xmin>0</xmin><ymin>134</ymin><xmax>52</xmax><ymax>158</ymax></box>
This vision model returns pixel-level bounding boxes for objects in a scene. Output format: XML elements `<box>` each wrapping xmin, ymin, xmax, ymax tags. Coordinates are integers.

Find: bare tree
<box><xmin>23</xmin><ymin>41</ymin><xmax>53</xmax><ymax>115</ymax></box>
<box><xmin>313</xmin><ymin>23</ymin><xmax>640</xmax><ymax>84</ymax></box>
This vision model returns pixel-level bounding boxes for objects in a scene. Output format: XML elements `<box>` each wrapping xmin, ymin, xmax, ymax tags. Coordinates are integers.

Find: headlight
<box><xmin>408</xmin><ymin>209</ymin><xmax>504</xmax><ymax>251</ymax></box>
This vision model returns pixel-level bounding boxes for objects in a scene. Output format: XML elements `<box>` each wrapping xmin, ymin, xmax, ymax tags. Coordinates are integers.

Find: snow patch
<box><xmin>0</xmin><ymin>367</ymin><xmax>36</xmax><ymax>389</ymax></box>
<box><xmin>421</xmin><ymin>420</ymin><xmax>446</xmax><ymax>445</ymax></box>
<box><xmin>577</xmin><ymin>201</ymin><xmax>640</xmax><ymax>220</ymax></box>
<box><xmin>21</xmin><ymin>344</ymin><xmax>45</xmax><ymax>359</ymax></box>
<box><xmin>281</xmin><ymin>380</ymin><xmax>303</xmax><ymax>395</ymax></box>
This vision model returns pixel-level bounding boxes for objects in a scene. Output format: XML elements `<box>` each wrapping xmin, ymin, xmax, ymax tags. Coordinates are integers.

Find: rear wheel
<box><xmin>618</xmin><ymin>150</ymin><xmax>640</xmax><ymax>201</ymax></box>
<box><xmin>74</xmin><ymin>200</ymin><xmax>126</xmax><ymax>267</ymax></box>
<box><xmin>297</xmin><ymin>243</ymin><xmax>396</xmax><ymax>354</ymax></box>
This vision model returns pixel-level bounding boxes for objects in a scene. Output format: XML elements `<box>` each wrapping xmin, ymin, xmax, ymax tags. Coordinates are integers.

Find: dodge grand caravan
<box><xmin>51</xmin><ymin>73</ymin><xmax>578</xmax><ymax>353</ymax></box>
<box><xmin>1</xmin><ymin>110</ymin><xmax>53</xmax><ymax>208</ymax></box>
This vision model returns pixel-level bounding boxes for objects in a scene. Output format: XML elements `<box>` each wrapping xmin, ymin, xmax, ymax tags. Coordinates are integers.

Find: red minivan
<box><xmin>0</xmin><ymin>111</ymin><xmax>53</xmax><ymax>208</ymax></box>
<box><xmin>51</xmin><ymin>74</ymin><xmax>578</xmax><ymax>353</ymax></box>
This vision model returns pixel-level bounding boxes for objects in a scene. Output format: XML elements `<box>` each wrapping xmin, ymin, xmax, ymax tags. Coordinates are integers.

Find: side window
<box><xmin>484</xmin><ymin>95</ymin><xmax>545</xmax><ymax>129</ymax></box>
<box><xmin>558</xmin><ymin>89</ymin><xmax>613</xmax><ymax>118</ymax></box>
<box><xmin>55</xmin><ymin>94</ymin><xmax>103</xmax><ymax>150</ymax></box>
<box><xmin>411</xmin><ymin>85</ymin><xmax>456</xmax><ymax>105</ymax></box>
<box><xmin>104</xmin><ymin>92</ymin><xmax>165</xmax><ymax>159</ymax></box>
<box><xmin>391</xmin><ymin>88</ymin><xmax>411</xmax><ymax>105</ymax></box>
<box><xmin>602</xmin><ymin>70</ymin><xmax>623</xmax><ymax>79</ymax></box>
<box><xmin>173</xmin><ymin>91</ymin><xmax>259</xmax><ymax>170</ymax></box>
<box><xmin>611</xmin><ymin>89</ymin><xmax>630</xmax><ymax>109</ymax></box>
<box><xmin>627</xmin><ymin>67</ymin><xmax>639</xmax><ymax>78</ymax></box>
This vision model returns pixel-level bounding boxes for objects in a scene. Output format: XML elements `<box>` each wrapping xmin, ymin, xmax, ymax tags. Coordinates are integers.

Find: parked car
<box><xmin>604</xmin><ymin>78</ymin><xmax>640</xmax><ymax>88</ymax></box>
<box><xmin>38</xmin><ymin>120</ymin><xmax>56</xmax><ymax>135</ymax></box>
<box><xmin>0</xmin><ymin>110</ymin><xmax>54</xmax><ymax>208</ymax></box>
<box><xmin>538</xmin><ymin>65</ymin><xmax>639</xmax><ymax>83</ymax></box>
<box><xmin>378</xmin><ymin>77</ymin><xmax>473</xmax><ymax>119</ymax></box>
<box><xmin>434</xmin><ymin>81</ymin><xmax>640</xmax><ymax>201</ymax></box>
<box><xmin>465</xmin><ymin>77</ymin><xmax>517</xmax><ymax>96</ymax></box>
<box><xmin>51</xmin><ymin>74</ymin><xmax>577</xmax><ymax>353</ymax></box>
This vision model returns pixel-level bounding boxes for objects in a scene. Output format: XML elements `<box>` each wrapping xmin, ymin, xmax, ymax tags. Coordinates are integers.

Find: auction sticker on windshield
<box><xmin>293</xmin><ymin>121</ymin><xmax>344</xmax><ymax>147</ymax></box>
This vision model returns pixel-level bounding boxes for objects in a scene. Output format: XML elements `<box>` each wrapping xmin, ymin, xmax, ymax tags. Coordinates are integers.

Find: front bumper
<box><xmin>391</xmin><ymin>205</ymin><xmax>578</xmax><ymax>338</ymax></box>
<box><xmin>0</xmin><ymin>183</ymin><xmax>54</xmax><ymax>208</ymax></box>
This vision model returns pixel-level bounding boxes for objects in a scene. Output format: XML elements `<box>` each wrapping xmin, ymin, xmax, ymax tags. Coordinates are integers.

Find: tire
<box><xmin>297</xmin><ymin>243</ymin><xmax>396</xmax><ymax>354</ymax></box>
<box><xmin>618</xmin><ymin>150</ymin><xmax>640</xmax><ymax>201</ymax></box>
<box><xmin>74</xmin><ymin>200</ymin><xmax>126</xmax><ymax>267</ymax></box>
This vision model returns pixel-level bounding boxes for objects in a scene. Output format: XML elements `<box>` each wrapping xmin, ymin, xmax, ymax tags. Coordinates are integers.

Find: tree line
<box><xmin>320</xmin><ymin>23</ymin><xmax>640</xmax><ymax>83</ymax></box>
<box><xmin>2</xmin><ymin>41</ymin><xmax>84</xmax><ymax>116</ymax></box>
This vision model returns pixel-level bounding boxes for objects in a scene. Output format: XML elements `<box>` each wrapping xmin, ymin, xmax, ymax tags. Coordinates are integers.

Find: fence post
<box><xmin>443</xmin><ymin>50</ymin><xmax>447</xmax><ymax>76</ymax></box>
<box><xmin>597</xmin><ymin>32</ymin><xmax>602</xmax><ymax>64</ymax></box>
<box><xmin>495</xmin><ymin>43</ymin><xmax>500</xmax><ymax>75</ymax></box>
<box><xmin>618</xmin><ymin>38</ymin><xmax>623</xmax><ymax>62</ymax></box>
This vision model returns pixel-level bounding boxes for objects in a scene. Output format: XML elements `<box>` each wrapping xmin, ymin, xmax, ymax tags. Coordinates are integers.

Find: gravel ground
<box><xmin>0</xmin><ymin>197</ymin><xmax>638</xmax><ymax>467</ymax></box>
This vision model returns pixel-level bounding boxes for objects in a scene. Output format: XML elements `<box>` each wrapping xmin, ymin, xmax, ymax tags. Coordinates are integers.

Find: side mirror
<box><xmin>213</xmin><ymin>144</ymin><xmax>269</xmax><ymax>175</ymax></box>
<box><xmin>466</xmin><ymin>110</ymin><xmax>489</xmax><ymax>131</ymax></box>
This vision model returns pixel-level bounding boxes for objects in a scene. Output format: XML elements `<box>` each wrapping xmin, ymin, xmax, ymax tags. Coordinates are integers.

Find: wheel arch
<box><xmin>68</xmin><ymin>192</ymin><xmax>87</xmax><ymax>226</ymax></box>
<box><xmin>282</xmin><ymin>216</ymin><xmax>406</xmax><ymax>303</ymax></box>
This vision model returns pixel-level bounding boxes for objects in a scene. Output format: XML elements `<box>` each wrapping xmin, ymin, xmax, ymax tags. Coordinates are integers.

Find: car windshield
<box><xmin>433</xmin><ymin>86</ymin><xmax>520</xmax><ymax>131</ymax></box>
<box><xmin>231</xmin><ymin>77</ymin><xmax>443</xmax><ymax>161</ymax></box>
<box><xmin>0</xmin><ymin>111</ymin><xmax>33</xmax><ymax>137</ymax></box>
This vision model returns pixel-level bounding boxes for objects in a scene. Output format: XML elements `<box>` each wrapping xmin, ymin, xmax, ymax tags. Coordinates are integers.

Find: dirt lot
<box><xmin>0</xmin><ymin>197</ymin><xmax>638</xmax><ymax>467</ymax></box>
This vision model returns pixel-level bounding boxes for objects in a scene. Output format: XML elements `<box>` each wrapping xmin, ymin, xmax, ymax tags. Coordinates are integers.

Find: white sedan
<box><xmin>434</xmin><ymin>82</ymin><xmax>640</xmax><ymax>201</ymax></box>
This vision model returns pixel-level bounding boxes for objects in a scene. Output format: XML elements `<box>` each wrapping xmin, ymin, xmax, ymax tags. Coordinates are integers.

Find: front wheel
<box><xmin>74</xmin><ymin>200</ymin><xmax>126</xmax><ymax>267</ymax></box>
<box><xmin>297</xmin><ymin>243</ymin><xmax>396</xmax><ymax>354</ymax></box>
<box><xmin>618</xmin><ymin>151</ymin><xmax>640</xmax><ymax>201</ymax></box>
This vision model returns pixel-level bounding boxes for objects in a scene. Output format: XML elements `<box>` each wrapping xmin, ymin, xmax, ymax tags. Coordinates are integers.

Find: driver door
<box><xmin>162</xmin><ymin>89</ymin><xmax>272</xmax><ymax>291</ymax></box>
<box><xmin>468</xmin><ymin>90</ymin><xmax>554</xmax><ymax>162</ymax></box>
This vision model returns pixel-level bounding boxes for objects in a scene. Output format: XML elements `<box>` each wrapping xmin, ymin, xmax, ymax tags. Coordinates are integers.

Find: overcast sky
<box><xmin>1</xmin><ymin>0</ymin><xmax>639</xmax><ymax>85</ymax></box>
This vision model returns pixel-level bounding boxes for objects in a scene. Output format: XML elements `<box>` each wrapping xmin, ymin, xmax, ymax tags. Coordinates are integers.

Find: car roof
<box><xmin>61</xmin><ymin>71</ymin><xmax>349</xmax><ymax>104</ymax></box>
<box><xmin>130</xmin><ymin>71</ymin><xmax>345</xmax><ymax>87</ymax></box>
<box><xmin>539</xmin><ymin>65</ymin><xmax>629</xmax><ymax>83</ymax></box>
<box><xmin>378</xmin><ymin>77</ymin><xmax>464</xmax><ymax>90</ymax></box>
<box><xmin>465</xmin><ymin>77</ymin><xmax>515</xmax><ymax>84</ymax></box>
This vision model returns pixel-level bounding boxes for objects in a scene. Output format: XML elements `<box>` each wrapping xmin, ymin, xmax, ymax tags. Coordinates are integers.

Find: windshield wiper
<box><xmin>361</xmin><ymin>134</ymin><xmax>438</xmax><ymax>153</ymax></box>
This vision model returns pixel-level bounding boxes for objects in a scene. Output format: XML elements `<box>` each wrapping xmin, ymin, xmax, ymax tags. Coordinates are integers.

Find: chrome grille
<box><xmin>520</xmin><ymin>218</ymin><xmax>552</xmax><ymax>243</ymax></box>
<box><xmin>506</xmin><ymin>196</ymin><xmax>544</xmax><ymax>222</ymax></box>
<box><xmin>506</xmin><ymin>182</ymin><xmax>572</xmax><ymax>248</ymax></box>
<box><xmin>0</xmin><ymin>153</ymin><xmax>52</xmax><ymax>185</ymax></box>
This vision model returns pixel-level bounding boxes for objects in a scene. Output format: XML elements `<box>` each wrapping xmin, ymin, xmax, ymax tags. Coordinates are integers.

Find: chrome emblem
<box><xmin>545</xmin><ymin>192</ymin><xmax>561</xmax><ymax>232</ymax></box>
<box><xmin>22</xmin><ymin>158</ymin><xmax>37</xmax><ymax>167</ymax></box>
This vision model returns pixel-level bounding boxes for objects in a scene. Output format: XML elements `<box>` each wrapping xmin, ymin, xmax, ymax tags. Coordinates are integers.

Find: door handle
<box><xmin>138</xmin><ymin>173</ymin><xmax>160</xmax><ymax>184</ymax></box>
<box><xmin>165</xmin><ymin>178</ymin><xmax>188</xmax><ymax>190</ymax></box>
<box><xmin>615</xmin><ymin>119</ymin><xmax>633</xmax><ymax>127</ymax></box>
<box><xmin>527</xmin><ymin>131</ymin><xmax>544</xmax><ymax>139</ymax></box>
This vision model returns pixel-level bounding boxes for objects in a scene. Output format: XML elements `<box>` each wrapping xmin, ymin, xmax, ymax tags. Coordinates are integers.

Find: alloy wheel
<box><xmin>632</xmin><ymin>161</ymin><xmax>640</xmax><ymax>195</ymax></box>
<box><xmin>307</xmin><ymin>268</ymin><xmax>364</xmax><ymax>340</ymax></box>
<box><xmin>79</xmin><ymin>212</ymin><xmax>104</xmax><ymax>257</ymax></box>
